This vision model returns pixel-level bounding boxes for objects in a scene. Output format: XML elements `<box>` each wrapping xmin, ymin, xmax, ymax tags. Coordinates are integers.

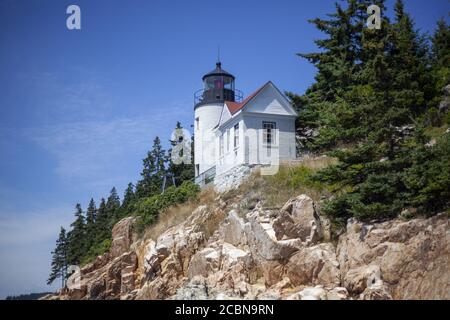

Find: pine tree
<box><xmin>94</xmin><ymin>198</ymin><xmax>109</xmax><ymax>245</ymax></box>
<box><xmin>85</xmin><ymin>198</ymin><xmax>97</xmax><ymax>251</ymax></box>
<box><xmin>120</xmin><ymin>182</ymin><xmax>136</xmax><ymax>218</ymax></box>
<box><xmin>168</xmin><ymin>122</ymin><xmax>194</xmax><ymax>186</ymax></box>
<box><xmin>66</xmin><ymin>204</ymin><xmax>86</xmax><ymax>266</ymax></box>
<box><xmin>135</xmin><ymin>136</ymin><xmax>167</xmax><ymax>198</ymax></box>
<box><xmin>287</xmin><ymin>0</ymin><xmax>362</xmax><ymax>151</ymax></box>
<box><xmin>106</xmin><ymin>187</ymin><xmax>121</xmax><ymax>226</ymax></box>
<box><xmin>431</xmin><ymin>18</ymin><xmax>450</xmax><ymax>110</ymax></box>
<box><xmin>301</xmin><ymin>0</ymin><xmax>447</xmax><ymax>222</ymax></box>
<box><xmin>47</xmin><ymin>227</ymin><xmax>68</xmax><ymax>287</ymax></box>
<box><xmin>388</xmin><ymin>0</ymin><xmax>430</xmax><ymax>117</ymax></box>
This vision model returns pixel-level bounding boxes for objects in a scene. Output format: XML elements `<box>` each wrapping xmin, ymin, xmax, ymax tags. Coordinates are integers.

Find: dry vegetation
<box><xmin>140</xmin><ymin>156</ymin><xmax>337</xmax><ymax>242</ymax></box>
<box><xmin>142</xmin><ymin>187</ymin><xmax>218</xmax><ymax>241</ymax></box>
<box><xmin>224</xmin><ymin>156</ymin><xmax>337</xmax><ymax>210</ymax></box>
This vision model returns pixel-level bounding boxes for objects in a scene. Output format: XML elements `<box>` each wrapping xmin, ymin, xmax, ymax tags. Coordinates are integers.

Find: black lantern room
<box><xmin>195</xmin><ymin>62</ymin><xmax>242</xmax><ymax>108</ymax></box>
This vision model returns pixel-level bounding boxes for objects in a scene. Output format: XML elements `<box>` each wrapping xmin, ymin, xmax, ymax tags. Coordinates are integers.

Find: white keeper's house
<box><xmin>194</xmin><ymin>61</ymin><xmax>297</xmax><ymax>187</ymax></box>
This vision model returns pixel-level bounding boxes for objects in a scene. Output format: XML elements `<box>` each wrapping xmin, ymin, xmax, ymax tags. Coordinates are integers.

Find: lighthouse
<box><xmin>194</xmin><ymin>62</ymin><xmax>243</xmax><ymax>178</ymax></box>
<box><xmin>193</xmin><ymin>61</ymin><xmax>297</xmax><ymax>187</ymax></box>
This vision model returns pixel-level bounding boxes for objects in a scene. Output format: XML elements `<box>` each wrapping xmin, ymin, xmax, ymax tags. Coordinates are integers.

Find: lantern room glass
<box><xmin>204</xmin><ymin>75</ymin><xmax>234</xmax><ymax>91</ymax></box>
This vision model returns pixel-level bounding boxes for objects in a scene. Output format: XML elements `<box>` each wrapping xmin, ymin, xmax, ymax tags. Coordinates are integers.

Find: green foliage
<box><xmin>135</xmin><ymin>136</ymin><xmax>167</xmax><ymax>198</ymax></box>
<box><xmin>84</xmin><ymin>198</ymin><xmax>97</xmax><ymax>252</ymax></box>
<box><xmin>431</xmin><ymin>19</ymin><xmax>450</xmax><ymax>92</ymax></box>
<box><xmin>94</xmin><ymin>198</ymin><xmax>109</xmax><ymax>246</ymax></box>
<box><xmin>47</xmin><ymin>227</ymin><xmax>68</xmax><ymax>287</ymax></box>
<box><xmin>424</xmin><ymin>125</ymin><xmax>449</xmax><ymax>139</ymax></box>
<box><xmin>167</xmin><ymin>122</ymin><xmax>195</xmax><ymax>187</ymax></box>
<box><xmin>106</xmin><ymin>187</ymin><xmax>121</xmax><ymax>226</ymax></box>
<box><xmin>259</xmin><ymin>164</ymin><xmax>332</xmax><ymax>208</ymax></box>
<box><xmin>50</xmin><ymin>121</ymin><xmax>197</xmax><ymax>281</ymax></box>
<box><xmin>66</xmin><ymin>204</ymin><xmax>86</xmax><ymax>266</ymax></box>
<box><xmin>80</xmin><ymin>238</ymin><xmax>112</xmax><ymax>266</ymax></box>
<box><xmin>119</xmin><ymin>182</ymin><xmax>136</xmax><ymax>219</ymax></box>
<box><xmin>134</xmin><ymin>181</ymin><xmax>200</xmax><ymax>232</ymax></box>
<box><xmin>290</xmin><ymin>166</ymin><xmax>326</xmax><ymax>191</ymax></box>
<box><xmin>445</xmin><ymin>112</ymin><xmax>450</xmax><ymax>125</ymax></box>
<box><xmin>292</xmin><ymin>0</ymin><xmax>450</xmax><ymax>222</ymax></box>
<box><xmin>403</xmin><ymin>134</ymin><xmax>450</xmax><ymax>213</ymax></box>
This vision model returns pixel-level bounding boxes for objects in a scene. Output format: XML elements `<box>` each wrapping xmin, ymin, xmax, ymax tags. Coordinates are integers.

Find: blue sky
<box><xmin>0</xmin><ymin>0</ymin><xmax>448</xmax><ymax>298</ymax></box>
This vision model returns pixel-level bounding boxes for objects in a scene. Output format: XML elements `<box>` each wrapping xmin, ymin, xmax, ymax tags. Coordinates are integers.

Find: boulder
<box><xmin>105</xmin><ymin>251</ymin><xmax>137</xmax><ymax>298</ymax></box>
<box><xmin>172</xmin><ymin>276</ymin><xmax>210</xmax><ymax>300</ymax></box>
<box><xmin>360</xmin><ymin>282</ymin><xmax>393</xmax><ymax>300</ymax></box>
<box><xmin>136</xmin><ymin>277</ymin><xmax>167</xmax><ymax>300</ymax></box>
<box><xmin>218</xmin><ymin>210</ymin><xmax>247</xmax><ymax>246</ymax></box>
<box><xmin>337</xmin><ymin>213</ymin><xmax>450</xmax><ymax>299</ymax></box>
<box><xmin>280</xmin><ymin>195</ymin><xmax>323</xmax><ymax>243</ymax></box>
<box><xmin>155</xmin><ymin>227</ymin><xmax>176</xmax><ymax>258</ymax></box>
<box><xmin>221</xmin><ymin>243</ymin><xmax>251</xmax><ymax>270</ymax></box>
<box><xmin>246</xmin><ymin>210</ymin><xmax>301</xmax><ymax>260</ymax></box>
<box><xmin>143</xmin><ymin>240</ymin><xmax>161</xmax><ymax>281</ymax></box>
<box><xmin>110</xmin><ymin>217</ymin><xmax>135</xmax><ymax>258</ymax></box>
<box><xmin>344</xmin><ymin>265</ymin><xmax>382</xmax><ymax>294</ymax></box>
<box><xmin>285</xmin><ymin>243</ymin><xmax>340</xmax><ymax>287</ymax></box>
<box><xmin>88</xmin><ymin>278</ymin><xmax>106</xmax><ymax>300</ymax></box>
<box><xmin>188</xmin><ymin>247</ymin><xmax>221</xmax><ymax>279</ymax></box>
<box><xmin>327</xmin><ymin>287</ymin><xmax>349</xmax><ymax>300</ymax></box>
<box><xmin>287</xmin><ymin>286</ymin><xmax>327</xmax><ymax>300</ymax></box>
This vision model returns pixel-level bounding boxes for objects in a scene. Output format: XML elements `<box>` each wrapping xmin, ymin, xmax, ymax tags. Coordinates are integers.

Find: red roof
<box><xmin>225</xmin><ymin>82</ymin><xmax>269</xmax><ymax>115</ymax></box>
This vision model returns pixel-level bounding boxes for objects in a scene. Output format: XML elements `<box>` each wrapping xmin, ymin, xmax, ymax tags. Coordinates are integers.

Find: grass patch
<box><xmin>223</xmin><ymin>157</ymin><xmax>336</xmax><ymax>210</ymax></box>
<box><xmin>142</xmin><ymin>187</ymin><xmax>217</xmax><ymax>241</ymax></box>
<box><xmin>262</xmin><ymin>165</ymin><xmax>331</xmax><ymax>208</ymax></box>
<box><xmin>424</xmin><ymin>125</ymin><xmax>449</xmax><ymax>139</ymax></box>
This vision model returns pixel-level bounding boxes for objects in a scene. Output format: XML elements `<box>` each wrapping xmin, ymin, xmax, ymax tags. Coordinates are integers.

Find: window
<box><xmin>234</xmin><ymin>123</ymin><xmax>239</xmax><ymax>149</ymax></box>
<box><xmin>195</xmin><ymin>117</ymin><xmax>199</xmax><ymax>131</ymax></box>
<box><xmin>219</xmin><ymin>134</ymin><xmax>224</xmax><ymax>157</ymax></box>
<box><xmin>263</xmin><ymin>121</ymin><xmax>276</xmax><ymax>145</ymax></box>
<box><xmin>227</xmin><ymin>129</ymin><xmax>230</xmax><ymax>152</ymax></box>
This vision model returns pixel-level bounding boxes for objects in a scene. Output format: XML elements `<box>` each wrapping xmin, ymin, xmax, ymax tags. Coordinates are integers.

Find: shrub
<box><xmin>80</xmin><ymin>238</ymin><xmax>112</xmax><ymax>266</ymax></box>
<box><xmin>403</xmin><ymin>133</ymin><xmax>450</xmax><ymax>213</ymax></box>
<box><xmin>260</xmin><ymin>163</ymin><xmax>332</xmax><ymax>208</ymax></box>
<box><xmin>320</xmin><ymin>132</ymin><xmax>450</xmax><ymax>223</ymax></box>
<box><xmin>134</xmin><ymin>181</ymin><xmax>200</xmax><ymax>232</ymax></box>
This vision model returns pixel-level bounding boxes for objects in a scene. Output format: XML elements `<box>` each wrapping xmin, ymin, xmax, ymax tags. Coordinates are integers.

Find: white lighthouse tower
<box><xmin>194</xmin><ymin>61</ymin><xmax>242</xmax><ymax>181</ymax></box>
<box><xmin>193</xmin><ymin>61</ymin><xmax>297</xmax><ymax>188</ymax></box>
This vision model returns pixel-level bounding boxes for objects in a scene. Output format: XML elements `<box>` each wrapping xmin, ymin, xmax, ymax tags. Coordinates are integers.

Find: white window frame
<box><xmin>234</xmin><ymin>123</ymin><xmax>240</xmax><ymax>150</ymax></box>
<box><xmin>263</xmin><ymin>121</ymin><xmax>276</xmax><ymax>146</ymax></box>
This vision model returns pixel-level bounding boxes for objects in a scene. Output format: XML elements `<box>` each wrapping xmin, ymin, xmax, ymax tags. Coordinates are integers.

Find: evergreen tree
<box><xmin>287</xmin><ymin>0</ymin><xmax>363</xmax><ymax>151</ymax></box>
<box><xmin>136</xmin><ymin>136</ymin><xmax>167</xmax><ymax>198</ymax></box>
<box><xmin>315</xmin><ymin>0</ymin><xmax>419</xmax><ymax>221</ymax></box>
<box><xmin>388</xmin><ymin>0</ymin><xmax>430</xmax><ymax>117</ymax></box>
<box><xmin>431</xmin><ymin>18</ymin><xmax>450</xmax><ymax>109</ymax></box>
<box><xmin>295</xmin><ymin>0</ymin><xmax>449</xmax><ymax>222</ymax></box>
<box><xmin>66</xmin><ymin>204</ymin><xmax>86</xmax><ymax>266</ymax></box>
<box><xmin>120</xmin><ymin>182</ymin><xmax>136</xmax><ymax>218</ymax></box>
<box><xmin>167</xmin><ymin>122</ymin><xmax>194</xmax><ymax>186</ymax></box>
<box><xmin>85</xmin><ymin>198</ymin><xmax>97</xmax><ymax>251</ymax></box>
<box><xmin>47</xmin><ymin>227</ymin><xmax>68</xmax><ymax>288</ymax></box>
<box><xmin>106</xmin><ymin>187</ymin><xmax>121</xmax><ymax>225</ymax></box>
<box><xmin>94</xmin><ymin>198</ymin><xmax>109</xmax><ymax>245</ymax></box>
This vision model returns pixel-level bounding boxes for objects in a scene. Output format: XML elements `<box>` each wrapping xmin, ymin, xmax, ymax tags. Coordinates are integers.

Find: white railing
<box><xmin>194</xmin><ymin>166</ymin><xmax>216</xmax><ymax>188</ymax></box>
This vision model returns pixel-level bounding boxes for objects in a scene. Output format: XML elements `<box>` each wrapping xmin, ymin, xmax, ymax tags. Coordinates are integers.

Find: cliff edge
<box><xmin>48</xmin><ymin>187</ymin><xmax>449</xmax><ymax>300</ymax></box>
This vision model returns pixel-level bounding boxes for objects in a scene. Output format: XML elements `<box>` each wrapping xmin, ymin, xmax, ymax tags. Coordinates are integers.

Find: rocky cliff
<box><xmin>53</xmin><ymin>191</ymin><xmax>449</xmax><ymax>300</ymax></box>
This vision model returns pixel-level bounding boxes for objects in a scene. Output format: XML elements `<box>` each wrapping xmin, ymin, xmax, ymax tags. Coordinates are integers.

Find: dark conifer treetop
<box><xmin>289</xmin><ymin>0</ymin><xmax>450</xmax><ymax>222</ymax></box>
